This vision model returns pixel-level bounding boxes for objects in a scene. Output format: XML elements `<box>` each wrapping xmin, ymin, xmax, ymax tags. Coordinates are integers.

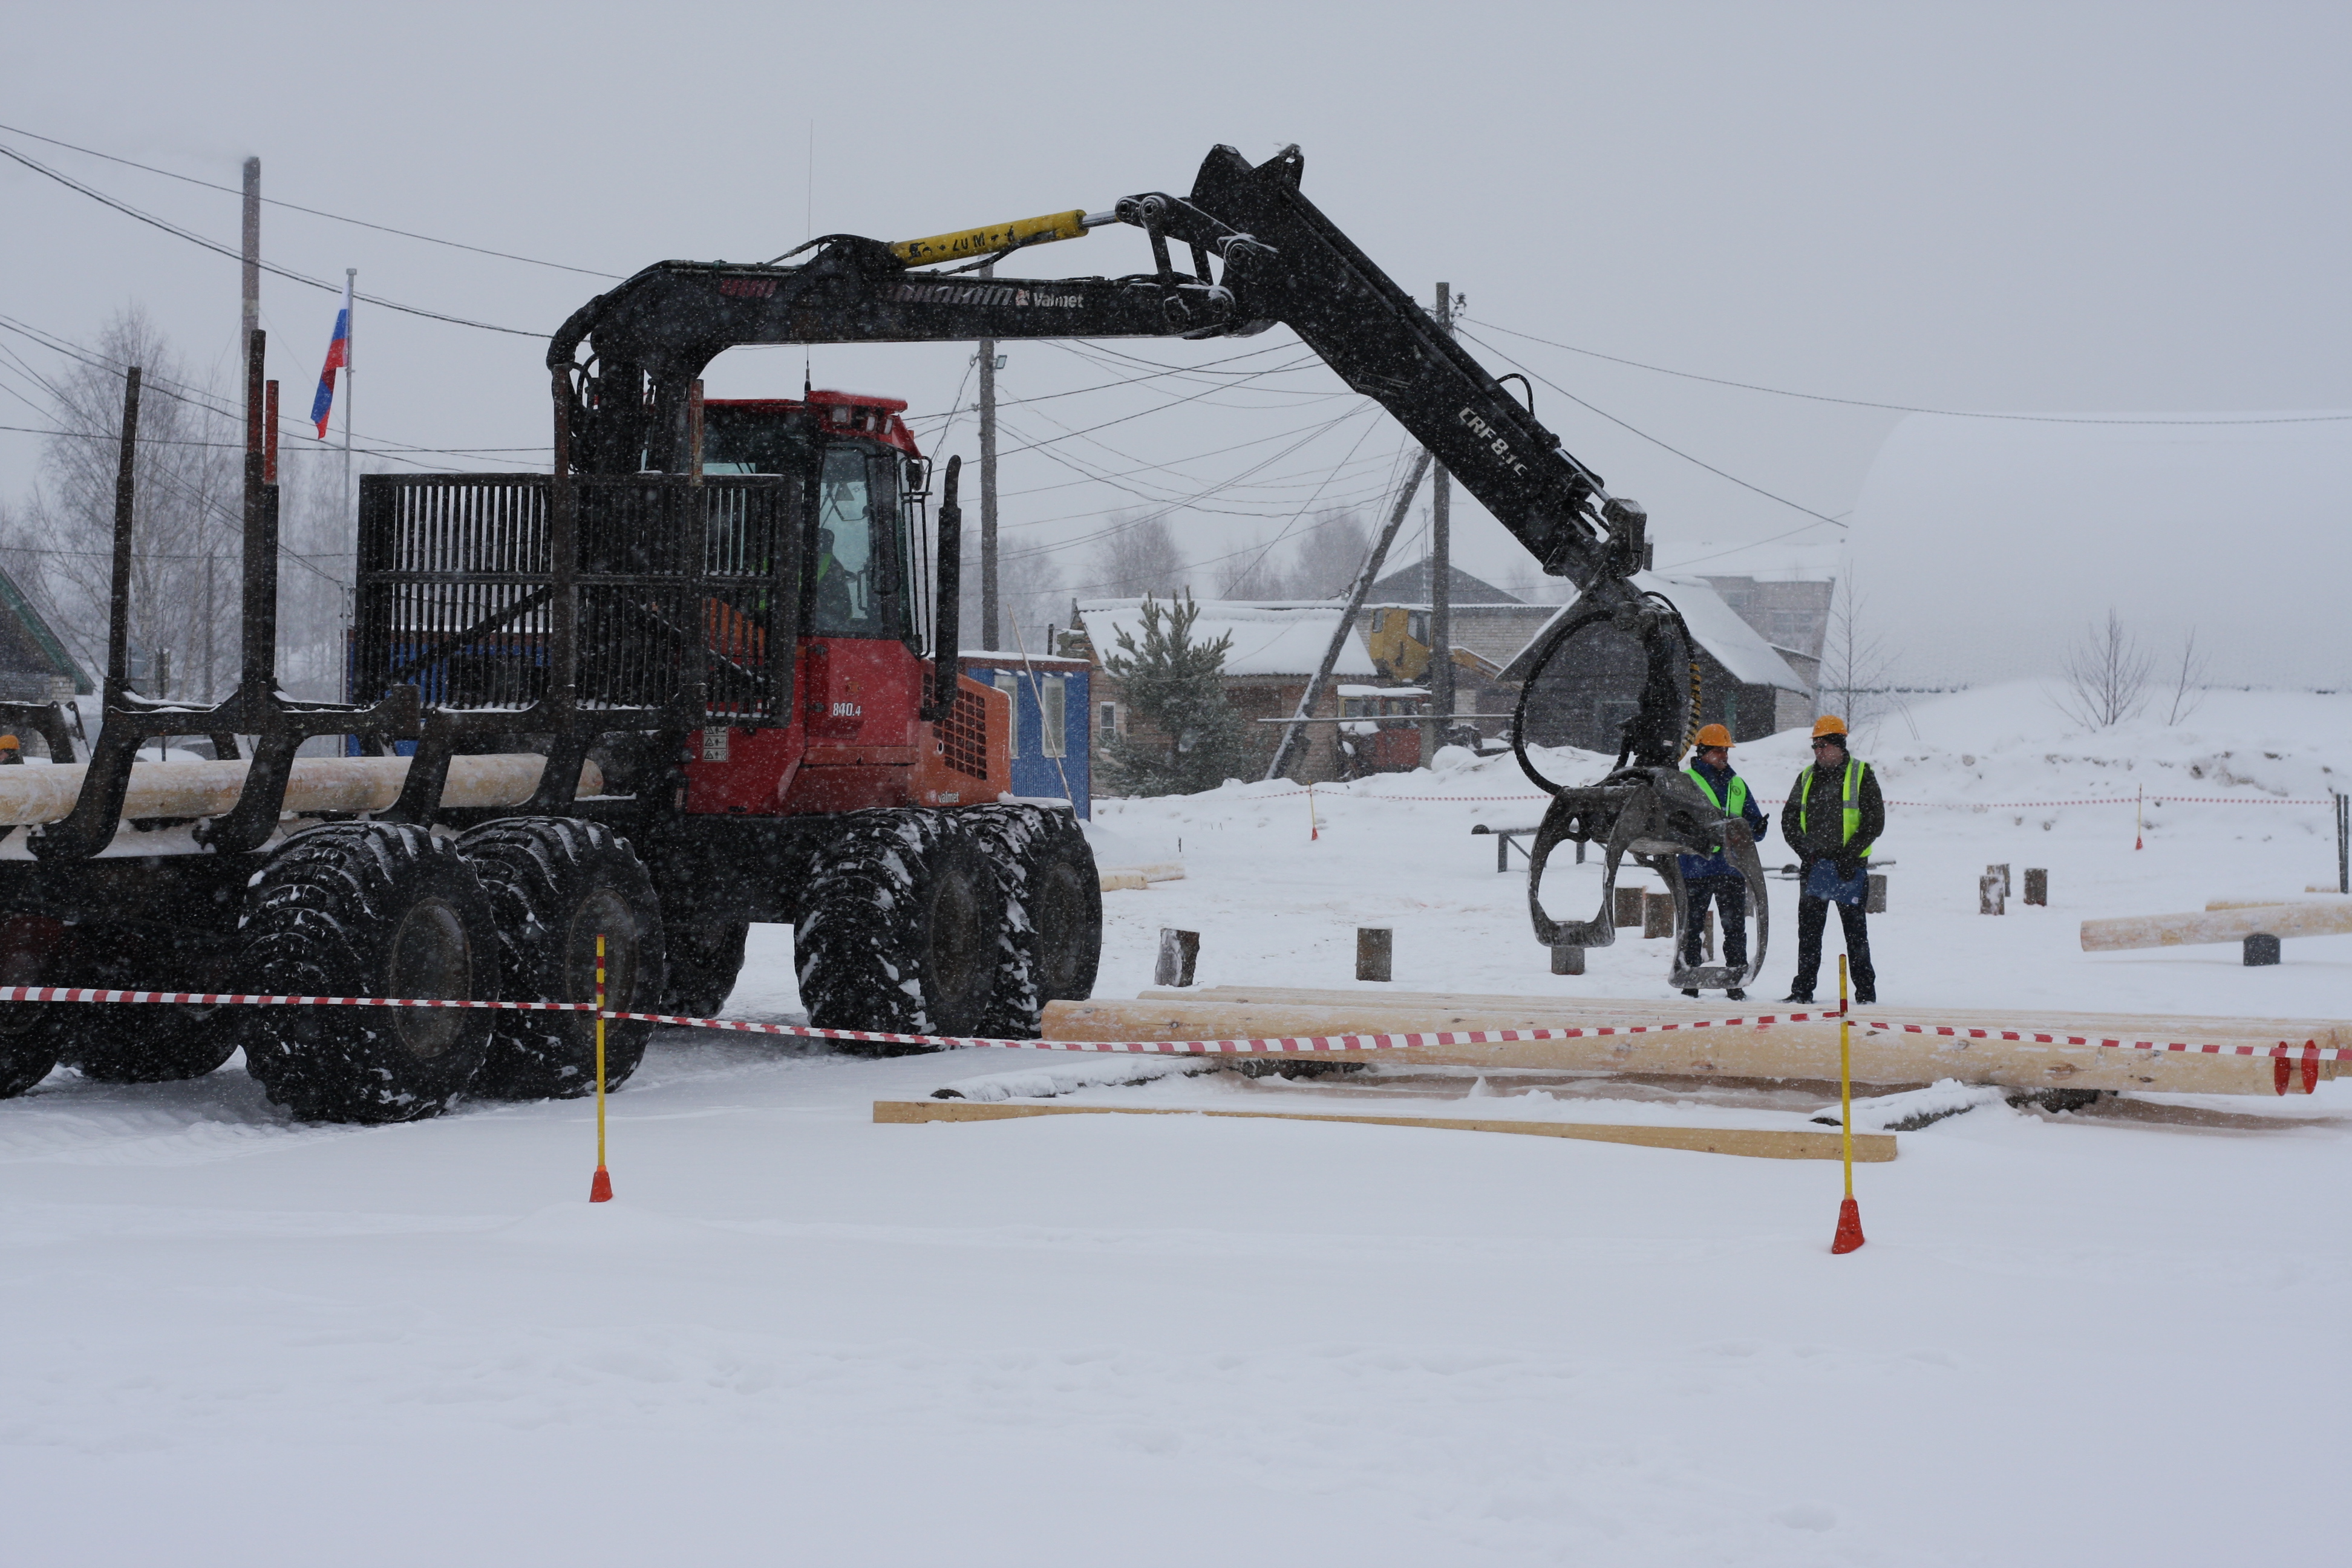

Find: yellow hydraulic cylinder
<box><xmin>891</xmin><ymin>210</ymin><xmax>1089</xmax><ymax>268</ymax></box>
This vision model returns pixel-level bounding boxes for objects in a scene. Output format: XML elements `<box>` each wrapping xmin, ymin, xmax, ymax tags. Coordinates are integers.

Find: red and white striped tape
<box><xmin>1232</xmin><ymin>788</ymin><xmax>2333</xmax><ymax>809</ymax></box>
<box><xmin>2</xmin><ymin>985</ymin><xmax>2342</xmax><ymax>1064</ymax></box>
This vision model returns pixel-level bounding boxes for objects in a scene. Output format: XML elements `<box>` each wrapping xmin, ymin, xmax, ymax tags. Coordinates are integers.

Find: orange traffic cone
<box><xmin>1831</xmin><ymin>1196</ymin><xmax>1865</xmax><ymax>1253</ymax></box>
<box><xmin>590</xmin><ymin>1165</ymin><xmax>613</xmax><ymax>1203</ymax></box>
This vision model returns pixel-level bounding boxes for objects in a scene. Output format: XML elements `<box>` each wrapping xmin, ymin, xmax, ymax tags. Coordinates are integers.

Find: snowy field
<box><xmin>4</xmin><ymin>683</ymin><xmax>2348</xmax><ymax>1566</ymax></box>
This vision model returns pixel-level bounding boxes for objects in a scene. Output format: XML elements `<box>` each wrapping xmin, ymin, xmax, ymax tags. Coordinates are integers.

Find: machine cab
<box><xmin>682</xmin><ymin>393</ymin><xmax>1004</xmax><ymax>815</ymax></box>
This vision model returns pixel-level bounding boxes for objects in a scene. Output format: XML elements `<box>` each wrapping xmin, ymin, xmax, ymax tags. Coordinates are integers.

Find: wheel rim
<box><xmin>387</xmin><ymin>898</ymin><xmax>472</xmax><ymax>1059</ymax></box>
<box><xmin>1030</xmin><ymin>860</ymin><xmax>1085</xmax><ymax>999</ymax></box>
<box><xmin>925</xmin><ymin>861</ymin><xmax>995</xmax><ymax>1032</ymax></box>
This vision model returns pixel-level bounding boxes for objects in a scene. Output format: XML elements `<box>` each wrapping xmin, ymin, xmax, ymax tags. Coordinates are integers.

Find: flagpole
<box><xmin>342</xmin><ymin>269</ymin><xmax>355</xmax><ymax>526</ymax></box>
<box><xmin>341</xmin><ymin>269</ymin><xmax>356</xmax><ymax>691</ymax></box>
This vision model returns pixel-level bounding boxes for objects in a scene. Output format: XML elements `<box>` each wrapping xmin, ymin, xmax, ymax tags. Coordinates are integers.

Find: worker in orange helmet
<box><xmin>1676</xmin><ymin>722</ymin><xmax>1768</xmax><ymax>1001</ymax></box>
<box><xmin>1782</xmin><ymin>714</ymin><xmax>1884</xmax><ymax>1005</ymax></box>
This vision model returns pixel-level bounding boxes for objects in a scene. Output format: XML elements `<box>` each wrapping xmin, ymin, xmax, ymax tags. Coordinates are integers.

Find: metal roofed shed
<box><xmin>958</xmin><ymin>652</ymin><xmax>1091</xmax><ymax>817</ymax></box>
<box><xmin>1076</xmin><ymin>599</ymin><xmax>1378</xmax><ymax>783</ymax></box>
<box><xmin>0</xmin><ymin>564</ymin><xmax>91</xmax><ymax>705</ymax></box>
<box><xmin>1497</xmin><ymin>572</ymin><xmax>1814</xmax><ymax>751</ymax></box>
<box><xmin>1076</xmin><ymin>600</ymin><xmax>1377</xmax><ymax>680</ymax></box>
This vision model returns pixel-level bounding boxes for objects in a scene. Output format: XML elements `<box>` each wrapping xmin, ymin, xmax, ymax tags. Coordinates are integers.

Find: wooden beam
<box><xmin>1042</xmin><ymin>993</ymin><xmax>2342</xmax><ymax>1096</ymax></box>
<box><xmin>874</xmin><ymin>1099</ymin><xmax>1897</xmax><ymax>1161</ymax></box>
<box><xmin>2082</xmin><ymin>902</ymin><xmax>2352</xmax><ymax>951</ymax></box>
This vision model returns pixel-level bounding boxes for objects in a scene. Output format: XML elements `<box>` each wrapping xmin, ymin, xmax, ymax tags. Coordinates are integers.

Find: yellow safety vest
<box><xmin>1682</xmin><ymin>767</ymin><xmax>1748</xmax><ymax>855</ymax></box>
<box><xmin>1798</xmin><ymin>757</ymin><xmax>1871</xmax><ymax>856</ymax></box>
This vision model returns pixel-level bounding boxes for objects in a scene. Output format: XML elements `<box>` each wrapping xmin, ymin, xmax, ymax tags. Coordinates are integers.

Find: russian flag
<box><xmin>310</xmin><ymin>275</ymin><xmax>351</xmax><ymax>437</ymax></box>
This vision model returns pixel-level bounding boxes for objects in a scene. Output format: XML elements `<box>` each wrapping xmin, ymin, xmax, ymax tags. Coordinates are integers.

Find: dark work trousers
<box><xmin>1792</xmin><ymin>895</ymin><xmax>1875</xmax><ymax>999</ymax></box>
<box><xmin>1679</xmin><ymin>876</ymin><xmax>1749</xmax><ymax>976</ymax></box>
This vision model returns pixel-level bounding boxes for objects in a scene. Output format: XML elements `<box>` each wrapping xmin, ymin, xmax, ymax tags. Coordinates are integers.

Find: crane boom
<box><xmin>546</xmin><ymin>143</ymin><xmax>1762</xmax><ymax>982</ymax></box>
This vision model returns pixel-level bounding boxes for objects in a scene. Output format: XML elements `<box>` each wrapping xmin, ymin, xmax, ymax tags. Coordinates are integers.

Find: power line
<box><xmin>1455</xmin><ymin>325</ymin><xmax>1850</xmax><ymax>532</ymax></box>
<box><xmin>995</xmin><ymin>403</ymin><xmax>1382</xmax><ymax>528</ymax></box>
<box><xmin>0</xmin><ymin>121</ymin><xmax>622</xmax><ymax>279</ymax></box>
<box><xmin>0</xmin><ymin>313</ymin><xmax>546</xmax><ymax>471</ymax></box>
<box><xmin>0</xmin><ymin>143</ymin><xmax>539</xmax><ymax>336</ymax></box>
<box><xmin>0</xmin><ymin>420</ymin><xmax>546</xmax><ymax>465</ymax></box>
<box><xmin>1467</xmin><ymin>317</ymin><xmax>2352</xmax><ymax>427</ymax></box>
<box><xmin>999</xmin><ymin>409</ymin><xmax>1371</xmax><ymax>566</ymax></box>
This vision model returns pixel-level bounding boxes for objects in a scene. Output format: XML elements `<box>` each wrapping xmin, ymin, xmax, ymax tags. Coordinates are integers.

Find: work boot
<box><xmin>1680</xmin><ymin>987</ymin><xmax>1699</xmax><ymax>999</ymax></box>
<box><xmin>1855</xmin><ymin>989</ymin><xmax>1876</xmax><ymax>1007</ymax></box>
<box><xmin>1783</xmin><ymin>991</ymin><xmax>1813</xmax><ymax>1004</ymax></box>
<box><xmin>1726</xmin><ymin>988</ymin><xmax>1746</xmax><ymax>1002</ymax></box>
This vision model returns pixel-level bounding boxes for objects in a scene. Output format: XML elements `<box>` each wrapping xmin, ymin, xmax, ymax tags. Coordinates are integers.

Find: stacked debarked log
<box><xmin>0</xmin><ymin>755</ymin><xmax>599</xmax><ymax>828</ymax></box>
<box><xmin>1041</xmin><ymin>985</ymin><xmax>2345</xmax><ymax>1096</ymax></box>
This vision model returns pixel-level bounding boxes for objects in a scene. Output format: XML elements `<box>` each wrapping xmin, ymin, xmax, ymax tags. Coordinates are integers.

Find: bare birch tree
<box><xmin>2054</xmin><ymin>608</ymin><xmax>2155</xmax><ymax>730</ymax></box>
<box><xmin>2</xmin><ymin>310</ymin><xmax>241</xmax><ymax>699</ymax></box>
<box><xmin>1085</xmin><ymin>511</ymin><xmax>1187</xmax><ymax>599</ymax></box>
<box><xmin>2163</xmin><ymin>627</ymin><xmax>2210</xmax><ymax>726</ymax></box>
<box><xmin>960</xmin><ymin>535</ymin><xmax>1065</xmax><ymax>655</ymax></box>
<box><xmin>1285</xmin><ymin>508</ymin><xmax>1371</xmax><ymax>599</ymax></box>
<box><xmin>1815</xmin><ymin>572</ymin><xmax>1899</xmax><ymax>735</ymax></box>
<box><xmin>1214</xmin><ymin>549</ymin><xmax>1291</xmax><ymax>600</ymax></box>
<box><xmin>0</xmin><ymin>309</ymin><xmax>360</xmax><ymax>709</ymax></box>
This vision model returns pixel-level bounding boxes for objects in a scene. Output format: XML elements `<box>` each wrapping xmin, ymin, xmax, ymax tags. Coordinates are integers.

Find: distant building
<box><xmin>956</xmin><ymin>652</ymin><xmax>1091</xmax><ymax>817</ymax></box>
<box><xmin>1075</xmin><ymin>599</ymin><xmax>1377</xmax><ymax>782</ymax></box>
<box><xmin>1493</xmin><ymin>572</ymin><xmax>1812</xmax><ymax>751</ymax></box>
<box><xmin>1352</xmin><ymin>559</ymin><xmax>1557</xmax><ymax>741</ymax></box>
<box><xmin>1650</xmin><ymin>542</ymin><xmax>1839</xmax><ymax>708</ymax></box>
<box><xmin>0</xmin><ymin>566</ymin><xmax>90</xmax><ymax>705</ymax></box>
<box><xmin>1077</xmin><ymin>561</ymin><xmax>1816</xmax><ymax>789</ymax></box>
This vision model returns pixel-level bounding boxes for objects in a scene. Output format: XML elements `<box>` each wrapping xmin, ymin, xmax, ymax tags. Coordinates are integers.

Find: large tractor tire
<box><xmin>55</xmin><ymin>925</ymin><xmax>239</xmax><ymax>1084</ymax></box>
<box><xmin>238</xmin><ymin>822</ymin><xmax>499</xmax><ymax>1123</ymax></box>
<box><xmin>0</xmin><ymin>917</ymin><xmax>65</xmax><ymax>1097</ymax></box>
<box><xmin>656</xmin><ymin>915</ymin><xmax>749</xmax><ymax>1018</ymax></box>
<box><xmin>961</xmin><ymin>803</ymin><xmax>1102</xmax><ymax>1038</ymax></box>
<box><xmin>459</xmin><ymin>817</ymin><xmax>665</xmax><ymax>1100</ymax></box>
<box><xmin>795</xmin><ymin>809</ymin><xmax>1005</xmax><ymax>1048</ymax></box>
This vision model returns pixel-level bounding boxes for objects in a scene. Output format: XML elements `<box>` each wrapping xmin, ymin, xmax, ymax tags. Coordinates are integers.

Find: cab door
<box><xmin>788</xmin><ymin>442</ymin><xmax>926</xmax><ymax>811</ymax></box>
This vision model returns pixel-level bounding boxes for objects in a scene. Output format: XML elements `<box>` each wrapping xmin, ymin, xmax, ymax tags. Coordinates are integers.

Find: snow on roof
<box><xmin>1495</xmin><ymin>573</ymin><xmax>1809</xmax><ymax>691</ymax></box>
<box><xmin>1076</xmin><ymin>599</ymin><xmax>1374</xmax><ymax>679</ymax></box>
<box><xmin>1650</xmin><ymin>540</ymin><xmax>1842</xmax><ymax>581</ymax></box>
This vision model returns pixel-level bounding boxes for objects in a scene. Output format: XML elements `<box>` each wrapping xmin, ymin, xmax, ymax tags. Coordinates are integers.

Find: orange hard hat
<box><xmin>1811</xmin><ymin>715</ymin><xmax>1849</xmax><ymax>740</ymax></box>
<box><xmin>1692</xmin><ymin>724</ymin><xmax>1733</xmax><ymax>749</ymax></box>
<box><xmin>0</xmin><ymin>736</ymin><xmax>19</xmax><ymax>750</ymax></box>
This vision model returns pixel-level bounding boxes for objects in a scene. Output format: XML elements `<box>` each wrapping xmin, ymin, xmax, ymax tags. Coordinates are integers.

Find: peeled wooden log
<box><xmin>2206</xmin><ymin>895</ymin><xmax>2349</xmax><ymax>910</ymax></box>
<box><xmin>2081</xmin><ymin>901</ymin><xmax>2352</xmax><ymax>952</ymax></box>
<box><xmin>1040</xmin><ymin>990</ymin><xmax>2342</xmax><ymax>1097</ymax></box>
<box><xmin>0</xmin><ymin>754</ymin><xmax>601</xmax><ymax>828</ymax></box>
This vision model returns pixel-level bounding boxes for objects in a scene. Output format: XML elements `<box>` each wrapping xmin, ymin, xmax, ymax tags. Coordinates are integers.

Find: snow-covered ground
<box><xmin>4</xmin><ymin>684</ymin><xmax>2347</xmax><ymax>1566</ymax></box>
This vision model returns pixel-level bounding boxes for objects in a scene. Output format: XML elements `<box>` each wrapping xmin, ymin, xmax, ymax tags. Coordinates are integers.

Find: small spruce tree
<box><xmin>1097</xmin><ymin>594</ymin><xmax>1255</xmax><ymax>796</ymax></box>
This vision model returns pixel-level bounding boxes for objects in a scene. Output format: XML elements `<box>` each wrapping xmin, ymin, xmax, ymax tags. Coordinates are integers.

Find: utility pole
<box><xmin>1423</xmin><ymin>281</ymin><xmax>1458</xmax><ymax>764</ymax></box>
<box><xmin>240</xmin><ymin>157</ymin><xmax>260</xmax><ymax>702</ymax></box>
<box><xmin>977</xmin><ymin>260</ymin><xmax>1000</xmax><ymax>649</ymax></box>
<box><xmin>241</xmin><ymin>158</ymin><xmax>260</xmax><ymax>362</ymax></box>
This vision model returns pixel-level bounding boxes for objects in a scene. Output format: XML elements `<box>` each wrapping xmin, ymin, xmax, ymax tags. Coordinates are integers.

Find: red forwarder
<box><xmin>0</xmin><ymin>144</ymin><xmax>1740</xmax><ymax>1126</ymax></box>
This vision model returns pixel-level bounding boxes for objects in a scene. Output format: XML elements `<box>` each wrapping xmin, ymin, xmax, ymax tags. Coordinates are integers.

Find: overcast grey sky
<box><xmin>4</xmin><ymin>2</ymin><xmax>2344</xmax><ymax>675</ymax></box>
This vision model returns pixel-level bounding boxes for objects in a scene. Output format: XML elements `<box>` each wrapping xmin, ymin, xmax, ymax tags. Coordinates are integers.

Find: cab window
<box><xmin>810</xmin><ymin>444</ymin><xmax>907</xmax><ymax>638</ymax></box>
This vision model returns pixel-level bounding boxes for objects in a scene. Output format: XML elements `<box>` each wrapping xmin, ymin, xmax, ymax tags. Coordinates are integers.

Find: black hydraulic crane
<box><xmin>548</xmin><ymin>143</ymin><xmax>1766</xmax><ymax>987</ymax></box>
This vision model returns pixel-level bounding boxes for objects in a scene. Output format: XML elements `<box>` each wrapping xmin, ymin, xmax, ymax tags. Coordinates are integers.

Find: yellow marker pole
<box><xmin>1831</xmin><ymin>953</ymin><xmax>1864</xmax><ymax>1252</ymax></box>
<box><xmin>589</xmin><ymin>932</ymin><xmax>613</xmax><ymax>1203</ymax></box>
